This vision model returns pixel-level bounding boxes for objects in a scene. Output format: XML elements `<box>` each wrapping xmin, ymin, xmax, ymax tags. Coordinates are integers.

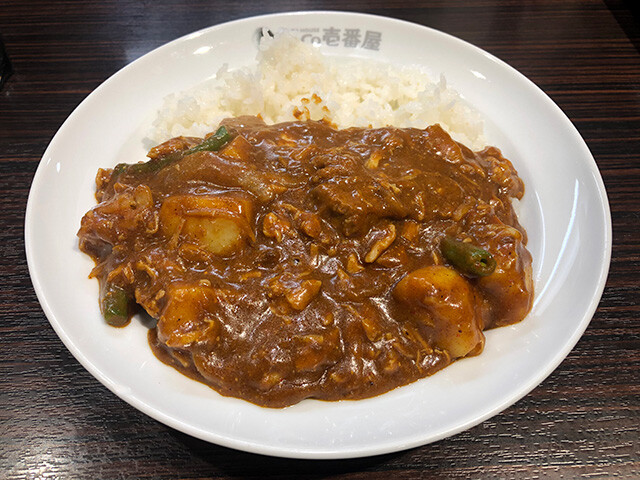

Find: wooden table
<box><xmin>2</xmin><ymin>1</ymin><xmax>638</xmax><ymax>478</ymax></box>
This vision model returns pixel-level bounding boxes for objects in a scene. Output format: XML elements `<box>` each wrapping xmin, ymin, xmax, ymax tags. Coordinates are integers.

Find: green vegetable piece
<box><xmin>185</xmin><ymin>125</ymin><xmax>232</xmax><ymax>154</ymax></box>
<box><xmin>440</xmin><ymin>236</ymin><xmax>497</xmax><ymax>277</ymax></box>
<box><xmin>101</xmin><ymin>284</ymin><xmax>131</xmax><ymax>327</ymax></box>
<box><xmin>127</xmin><ymin>152</ymin><xmax>181</xmax><ymax>175</ymax></box>
<box><xmin>114</xmin><ymin>125</ymin><xmax>233</xmax><ymax>177</ymax></box>
<box><xmin>112</xmin><ymin>163</ymin><xmax>128</xmax><ymax>176</ymax></box>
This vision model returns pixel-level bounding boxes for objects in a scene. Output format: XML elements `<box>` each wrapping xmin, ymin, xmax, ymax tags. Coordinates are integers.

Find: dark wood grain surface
<box><xmin>1</xmin><ymin>0</ymin><xmax>638</xmax><ymax>478</ymax></box>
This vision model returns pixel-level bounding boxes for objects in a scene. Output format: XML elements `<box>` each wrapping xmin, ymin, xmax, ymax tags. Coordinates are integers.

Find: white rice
<box><xmin>153</xmin><ymin>32</ymin><xmax>485</xmax><ymax>149</ymax></box>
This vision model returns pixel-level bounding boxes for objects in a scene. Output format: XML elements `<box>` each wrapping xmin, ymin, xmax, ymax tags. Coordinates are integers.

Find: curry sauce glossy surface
<box><xmin>78</xmin><ymin>117</ymin><xmax>533</xmax><ymax>407</ymax></box>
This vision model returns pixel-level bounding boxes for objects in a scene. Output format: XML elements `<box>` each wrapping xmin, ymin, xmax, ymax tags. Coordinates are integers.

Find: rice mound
<box><xmin>153</xmin><ymin>32</ymin><xmax>485</xmax><ymax>149</ymax></box>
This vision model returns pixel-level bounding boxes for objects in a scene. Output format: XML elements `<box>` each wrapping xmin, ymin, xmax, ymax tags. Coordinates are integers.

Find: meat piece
<box><xmin>312</xmin><ymin>178</ymin><xmax>408</xmax><ymax>235</ymax></box>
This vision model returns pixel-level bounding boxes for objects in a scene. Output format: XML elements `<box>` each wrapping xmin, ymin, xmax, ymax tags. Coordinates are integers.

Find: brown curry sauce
<box><xmin>78</xmin><ymin>116</ymin><xmax>533</xmax><ymax>407</ymax></box>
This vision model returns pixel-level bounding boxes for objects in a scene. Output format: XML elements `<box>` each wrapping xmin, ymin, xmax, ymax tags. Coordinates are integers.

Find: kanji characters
<box><xmin>342</xmin><ymin>29</ymin><xmax>362</xmax><ymax>48</ymax></box>
<box><xmin>322</xmin><ymin>27</ymin><xmax>341</xmax><ymax>47</ymax></box>
<box><xmin>361</xmin><ymin>30</ymin><xmax>382</xmax><ymax>50</ymax></box>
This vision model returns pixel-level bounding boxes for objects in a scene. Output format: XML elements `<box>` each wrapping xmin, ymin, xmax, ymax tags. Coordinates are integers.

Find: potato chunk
<box><xmin>160</xmin><ymin>194</ymin><xmax>254</xmax><ymax>255</ymax></box>
<box><xmin>157</xmin><ymin>283</ymin><xmax>221</xmax><ymax>349</ymax></box>
<box><xmin>393</xmin><ymin>266</ymin><xmax>484</xmax><ymax>359</ymax></box>
<box><xmin>219</xmin><ymin>134</ymin><xmax>253</xmax><ymax>161</ymax></box>
<box><xmin>476</xmin><ymin>230</ymin><xmax>533</xmax><ymax>328</ymax></box>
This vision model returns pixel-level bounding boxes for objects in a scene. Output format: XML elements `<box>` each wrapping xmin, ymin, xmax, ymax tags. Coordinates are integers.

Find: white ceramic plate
<box><xmin>25</xmin><ymin>11</ymin><xmax>611</xmax><ymax>459</ymax></box>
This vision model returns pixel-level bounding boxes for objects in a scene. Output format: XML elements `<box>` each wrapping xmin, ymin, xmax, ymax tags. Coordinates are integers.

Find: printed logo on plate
<box><xmin>262</xmin><ymin>27</ymin><xmax>382</xmax><ymax>50</ymax></box>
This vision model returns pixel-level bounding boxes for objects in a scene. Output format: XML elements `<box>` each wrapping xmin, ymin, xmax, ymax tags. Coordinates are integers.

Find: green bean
<box><xmin>126</xmin><ymin>150</ymin><xmax>182</xmax><ymax>175</ymax></box>
<box><xmin>112</xmin><ymin>163</ymin><xmax>128</xmax><ymax>176</ymax></box>
<box><xmin>101</xmin><ymin>283</ymin><xmax>131</xmax><ymax>327</ymax></box>
<box><xmin>114</xmin><ymin>125</ymin><xmax>233</xmax><ymax>177</ymax></box>
<box><xmin>440</xmin><ymin>236</ymin><xmax>497</xmax><ymax>277</ymax></box>
<box><xmin>185</xmin><ymin>125</ymin><xmax>233</xmax><ymax>154</ymax></box>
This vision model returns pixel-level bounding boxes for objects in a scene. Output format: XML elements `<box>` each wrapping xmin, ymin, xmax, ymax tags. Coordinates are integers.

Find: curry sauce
<box><xmin>78</xmin><ymin>116</ymin><xmax>533</xmax><ymax>407</ymax></box>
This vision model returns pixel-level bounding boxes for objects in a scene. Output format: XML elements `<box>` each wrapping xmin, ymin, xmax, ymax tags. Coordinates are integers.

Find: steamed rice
<box><xmin>153</xmin><ymin>32</ymin><xmax>485</xmax><ymax>149</ymax></box>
